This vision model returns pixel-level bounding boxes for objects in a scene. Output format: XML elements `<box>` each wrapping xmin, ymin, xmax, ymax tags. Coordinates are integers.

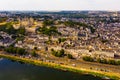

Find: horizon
<box><xmin>0</xmin><ymin>10</ymin><xmax>119</xmax><ymax>12</ymax></box>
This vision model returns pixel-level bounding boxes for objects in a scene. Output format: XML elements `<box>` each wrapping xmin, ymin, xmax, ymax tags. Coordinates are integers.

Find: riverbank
<box><xmin>0</xmin><ymin>53</ymin><xmax>120</xmax><ymax>80</ymax></box>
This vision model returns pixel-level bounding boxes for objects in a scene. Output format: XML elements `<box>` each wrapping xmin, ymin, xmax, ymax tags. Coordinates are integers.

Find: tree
<box><xmin>90</xmin><ymin>27</ymin><xmax>96</xmax><ymax>33</ymax></box>
<box><xmin>108</xmin><ymin>60</ymin><xmax>116</xmax><ymax>65</ymax></box>
<box><xmin>59</xmin><ymin>49</ymin><xmax>65</xmax><ymax>56</ymax></box>
<box><xmin>16</xmin><ymin>48</ymin><xmax>25</xmax><ymax>55</ymax></box>
<box><xmin>0</xmin><ymin>17</ymin><xmax>8</xmax><ymax>23</ymax></box>
<box><xmin>17</xmin><ymin>27</ymin><xmax>26</xmax><ymax>35</ymax></box>
<box><xmin>100</xmin><ymin>59</ymin><xmax>107</xmax><ymax>64</ymax></box>
<box><xmin>51</xmin><ymin>49</ymin><xmax>65</xmax><ymax>57</ymax></box>
<box><xmin>83</xmin><ymin>56</ymin><xmax>94</xmax><ymax>62</ymax></box>
<box><xmin>31</xmin><ymin>50</ymin><xmax>37</xmax><ymax>57</ymax></box>
<box><xmin>37</xmin><ymin>26</ymin><xmax>61</xmax><ymax>36</ymax></box>
<box><xmin>116</xmin><ymin>61</ymin><xmax>120</xmax><ymax>65</ymax></box>
<box><xmin>58</xmin><ymin>38</ymin><xmax>66</xmax><ymax>43</ymax></box>
<box><xmin>97</xmin><ymin>58</ymin><xmax>101</xmax><ymax>63</ymax></box>
<box><xmin>67</xmin><ymin>54</ymin><xmax>73</xmax><ymax>59</ymax></box>
<box><xmin>43</xmin><ymin>20</ymin><xmax>54</xmax><ymax>26</ymax></box>
<box><xmin>5</xmin><ymin>47</ymin><xmax>26</xmax><ymax>55</ymax></box>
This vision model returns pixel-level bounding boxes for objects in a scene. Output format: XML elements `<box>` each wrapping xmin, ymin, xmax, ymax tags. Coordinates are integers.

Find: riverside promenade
<box><xmin>0</xmin><ymin>52</ymin><xmax>120</xmax><ymax>80</ymax></box>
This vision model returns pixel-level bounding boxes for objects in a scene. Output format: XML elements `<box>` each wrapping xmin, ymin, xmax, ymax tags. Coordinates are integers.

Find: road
<box><xmin>0</xmin><ymin>50</ymin><xmax>120</xmax><ymax>79</ymax></box>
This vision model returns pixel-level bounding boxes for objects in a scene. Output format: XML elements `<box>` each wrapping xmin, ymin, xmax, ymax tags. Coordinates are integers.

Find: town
<box><xmin>0</xmin><ymin>11</ymin><xmax>120</xmax><ymax>64</ymax></box>
<box><xmin>0</xmin><ymin>11</ymin><xmax>120</xmax><ymax>80</ymax></box>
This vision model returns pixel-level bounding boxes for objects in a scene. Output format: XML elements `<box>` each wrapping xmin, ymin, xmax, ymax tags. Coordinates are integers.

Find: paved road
<box><xmin>39</xmin><ymin>52</ymin><xmax>120</xmax><ymax>74</ymax></box>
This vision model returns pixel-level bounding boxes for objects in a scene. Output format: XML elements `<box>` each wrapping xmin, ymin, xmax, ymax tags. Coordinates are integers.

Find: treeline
<box><xmin>37</xmin><ymin>26</ymin><xmax>61</xmax><ymax>36</ymax></box>
<box><xmin>5</xmin><ymin>47</ymin><xmax>26</xmax><ymax>55</ymax></box>
<box><xmin>4</xmin><ymin>46</ymin><xmax>37</xmax><ymax>57</ymax></box>
<box><xmin>64</xmin><ymin>21</ymin><xmax>88</xmax><ymax>27</ymax></box>
<box><xmin>51</xmin><ymin>49</ymin><xmax>65</xmax><ymax>57</ymax></box>
<box><xmin>0</xmin><ymin>17</ymin><xmax>8</xmax><ymax>23</ymax></box>
<box><xmin>51</xmin><ymin>49</ymin><xmax>73</xmax><ymax>59</ymax></box>
<box><xmin>43</xmin><ymin>20</ymin><xmax>54</xmax><ymax>26</ymax></box>
<box><xmin>0</xmin><ymin>23</ymin><xmax>26</xmax><ymax>35</ymax></box>
<box><xmin>83</xmin><ymin>56</ymin><xmax>120</xmax><ymax>65</ymax></box>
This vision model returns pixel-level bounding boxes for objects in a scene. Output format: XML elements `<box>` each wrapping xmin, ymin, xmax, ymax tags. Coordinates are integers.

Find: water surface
<box><xmin>0</xmin><ymin>58</ymin><xmax>102</xmax><ymax>80</ymax></box>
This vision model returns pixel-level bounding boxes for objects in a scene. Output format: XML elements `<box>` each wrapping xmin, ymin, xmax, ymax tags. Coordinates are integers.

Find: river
<box><xmin>0</xmin><ymin>58</ymin><xmax>102</xmax><ymax>80</ymax></box>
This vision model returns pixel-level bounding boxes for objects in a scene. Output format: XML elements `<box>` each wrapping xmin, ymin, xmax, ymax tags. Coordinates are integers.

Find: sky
<box><xmin>0</xmin><ymin>0</ymin><xmax>120</xmax><ymax>11</ymax></box>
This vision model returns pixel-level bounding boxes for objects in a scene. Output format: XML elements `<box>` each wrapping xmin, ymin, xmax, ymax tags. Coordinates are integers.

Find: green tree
<box><xmin>83</xmin><ymin>56</ymin><xmax>94</xmax><ymax>62</ymax></box>
<box><xmin>51</xmin><ymin>49</ymin><xmax>65</xmax><ymax>57</ymax></box>
<box><xmin>17</xmin><ymin>27</ymin><xmax>26</xmax><ymax>35</ymax></box>
<box><xmin>43</xmin><ymin>20</ymin><xmax>54</xmax><ymax>26</ymax></box>
<box><xmin>58</xmin><ymin>38</ymin><xmax>66</xmax><ymax>43</ymax></box>
<box><xmin>37</xmin><ymin>26</ymin><xmax>61</xmax><ymax>36</ymax></box>
<box><xmin>116</xmin><ymin>61</ymin><xmax>120</xmax><ymax>65</ymax></box>
<box><xmin>16</xmin><ymin>48</ymin><xmax>25</xmax><ymax>55</ymax></box>
<box><xmin>31</xmin><ymin>50</ymin><xmax>37</xmax><ymax>57</ymax></box>
<box><xmin>67</xmin><ymin>54</ymin><xmax>73</xmax><ymax>59</ymax></box>
<box><xmin>100</xmin><ymin>59</ymin><xmax>108</xmax><ymax>64</ymax></box>
<box><xmin>108</xmin><ymin>60</ymin><xmax>116</xmax><ymax>65</ymax></box>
